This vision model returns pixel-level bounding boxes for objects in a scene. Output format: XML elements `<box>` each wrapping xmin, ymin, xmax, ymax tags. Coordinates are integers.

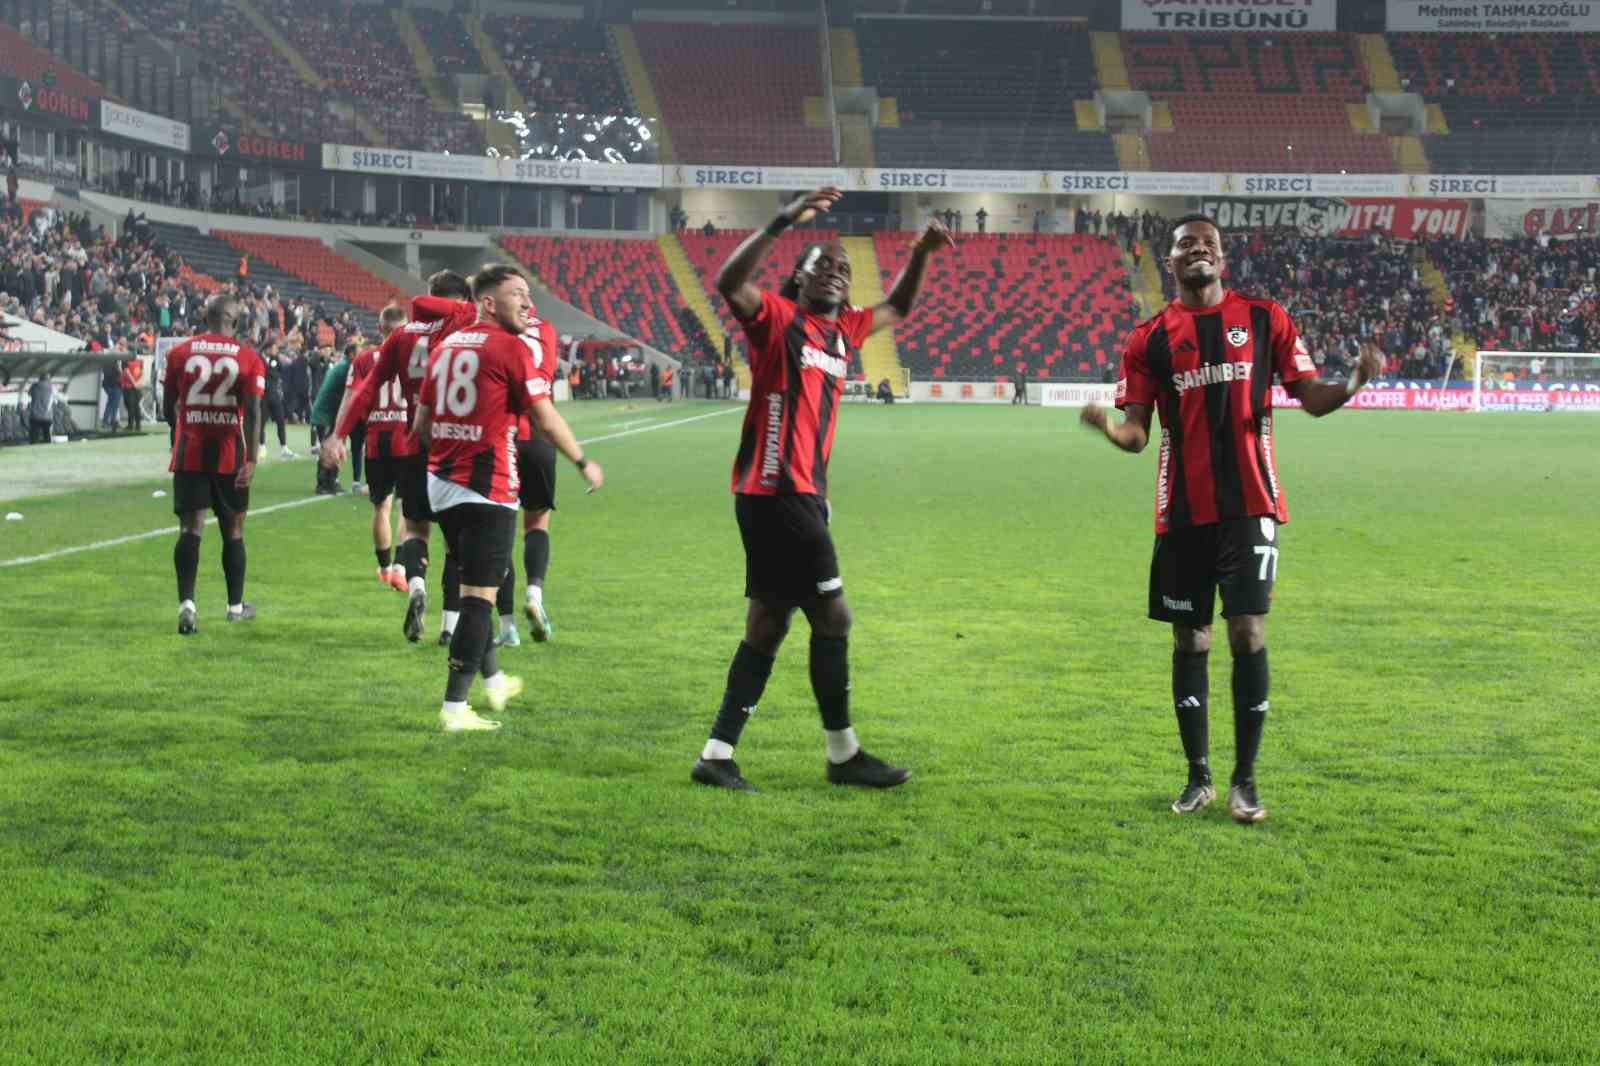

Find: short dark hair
<box><xmin>343</xmin><ymin>342</ymin><xmax>360</xmax><ymax>358</ymax></box>
<box><xmin>470</xmin><ymin>263</ymin><xmax>526</xmax><ymax>301</ymax></box>
<box><xmin>427</xmin><ymin>270</ymin><xmax>471</xmax><ymax>299</ymax></box>
<box><xmin>203</xmin><ymin>294</ymin><xmax>240</xmax><ymax>334</ymax></box>
<box><xmin>379</xmin><ymin>302</ymin><xmax>407</xmax><ymax>328</ymax></box>
<box><xmin>1167</xmin><ymin>213</ymin><xmax>1223</xmax><ymax>254</ymax></box>
<box><xmin>779</xmin><ymin>244</ymin><xmax>824</xmax><ymax>301</ymax></box>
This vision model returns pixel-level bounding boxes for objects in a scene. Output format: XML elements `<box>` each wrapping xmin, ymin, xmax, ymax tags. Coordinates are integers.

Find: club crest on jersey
<box><xmin>1260</xmin><ymin>517</ymin><xmax>1276</xmax><ymax>542</ymax></box>
<box><xmin>1226</xmin><ymin>326</ymin><xmax>1250</xmax><ymax>348</ymax></box>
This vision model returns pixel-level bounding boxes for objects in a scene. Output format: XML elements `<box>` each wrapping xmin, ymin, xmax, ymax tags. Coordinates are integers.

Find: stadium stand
<box><xmin>1429</xmin><ymin>237</ymin><xmax>1600</xmax><ymax>357</ymax></box>
<box><xmin>1</xmin><ymin>208</ymin><xmax>209</xmax><ymax>352</ymax></box>
<box><xmin>855</xmin><ymin>19</ymin><xmax>1117</xmax><ymax>169</ymax></box>
<box><xmin>149</xmin><ymin>223</ymin><xmax>374</xmax><ymax>326</ymax></box>
<box><xmin>674</xmin><ymin>229</ymin><xmax>867</xmax><ymax>369</ymax></box>
<box><xmin>872</xmin><ymin>232</ymin><xmax>1135</xmax><ymax>379</ymax></box>
<box><xmin>1125</xmin><ymin>33</ymin><xmax>1392</xmax><ymax>173</ymax></box>
<box><xmin>632</xmin><ymin>23</ymin><xmax>833</xmax><ymax>165</ymax></box>
<box><xmin>210</xmin><ymin>232</ymin><xmax>405</xmax><ymax>313</ymax></box>
<box><xmin>0</xmin><ymin>22</ymin><xmax>119</xmax><ymax>101</ymax></box>
<box><xmin>500</xmin><ymin>235</ymin><xmax>714</xmax><ymax>360</ymax></box>
<box><xmin>1389</xmin><ymin>34</ymin><xmax>1600</xmax><ymax>173</ymax></box>
<box><xmin>486</xmin><ymin>16</ymin><xmax>631</xmax><ymax>117</ymax></box>
<box><xmin>266</xmin><ymin>0</ymin><xmax>483</xmax><ymax>153</ymax></box>
<box><xmin>420</xmin><ymin>10</ymin><xmax>484</xmax><ymax>75</ymax></box>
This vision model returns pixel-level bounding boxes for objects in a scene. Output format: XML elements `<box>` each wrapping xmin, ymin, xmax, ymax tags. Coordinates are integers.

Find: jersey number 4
<box><xmin>184</xmin><ymin>354</ymin><xmax>238</xmax><ymax>406</ymax></box>
<box><xmin>431</xmin><ymin>349</ymin><xmax>480</xmax><ymax>417</ymax></box>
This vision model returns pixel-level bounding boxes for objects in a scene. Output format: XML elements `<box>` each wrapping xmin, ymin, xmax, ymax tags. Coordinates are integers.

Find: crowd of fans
<box><xmin>1427</xmin><ymin>234</ymin><xmax>1600</xmax><ymax>356</ymax></box>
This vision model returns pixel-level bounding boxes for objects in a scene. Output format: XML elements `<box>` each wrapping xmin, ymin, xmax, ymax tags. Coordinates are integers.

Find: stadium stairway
<box><xmin>828</xmin><ymin>29</ymin><xmax>874</xmax><ymax>166</ymax></box>
<box><xmin>232</xmin><ymin>0</ymin><xmax>385</xmax><ymax>146</ymax></box>
<box><xmin>1392</xmin><ymin>134</ymin><xmax>1431</xmax><ymax>173</ymax></box>
<box><xmin>608</xmin><ymin>25</ymin><xmax>677</xmax><ymax>163</ymax></box>
<box><xmin>394</xmin><ymin>9</ymin><xmax>456</xmax><ymax>115</ymax></box>
<box><xmin>1358</xmin><ymin>35</ymin><xmax>1402</xmax><ymax>92</ymax></box>
<box><xmin>215</xmin><ymin>233</ymin><xmax>406</xmax><ymax>312</ymax></box>
<box><xmin>1420</xmin><ymin>257</ymin><xmax>1479</xmax><ymax>370</ymax></box>
<box><xmin>659</xmin><ymin>234</ymin><xmax>740</xmax><ymax>385</ymax></box>
<box><xmin>1127</xmin><ymin>243</ymin><xmax>1166</xmax><ymax>321</ymax></box>
<box><xmin>1091</xmin><ymin>31</ymin><xmax>1130</xmax><ymax>90</ymax></box>
<box><xmin>466</xmin><ymin>14</ymin><xmax>526</xmax><ymax>112</ymax></box>
<box><xmin>839</xmin><ymin>237</ymin><xmax>903</xmax><ymax>391</ymax></box>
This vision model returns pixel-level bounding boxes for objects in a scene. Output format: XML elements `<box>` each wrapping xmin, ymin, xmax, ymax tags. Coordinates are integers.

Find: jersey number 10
<box><xmin>431</xmin><ymin>349</ymin><xmax>479</xmax><ymax>417</ymax></box>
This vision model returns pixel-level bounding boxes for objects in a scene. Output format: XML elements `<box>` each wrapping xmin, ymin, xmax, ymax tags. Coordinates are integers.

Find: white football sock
<box><xmin>408</xmin><ymin>576</ymin><xmax>425</xmax><ymax>595</ymax></box>
<box><xmin>484</xmin><ymin>671</ymin><xmax>506</xmax><ymax>691</ymax></box>
<box><xmin>702</xmin><ymin>739</ymin><xmax>735</xmax><ymax>760</ymax></box>
<box><xmin>441</xmin><ymin>609</ymin><xmax>459</xmax><ymax>634</ymax></box>
<box><xmin>825</xmin><ymin>727</ymin><xmax>860</xmax><ymax>765</ymax></box>
<box><xmin>441</xmin><ymin>700</ymin><xmax>468</xmax><ymax>715</ymax></box>
<box><xmin>500</xmin><ymin>614</ymin><xmax>515</xmax><ymax>632</ymax></box>
<box><xmin>227</xmin><ymin>603</ymin><xmax>243</xmax><ymax>617</ymax></box>
<box><xmin>179</xmin><ymin>599</ymin><xmax>196</xmax><ymax>613</ymax></box>
<box><xmin>526</xmin><ymin>584</ymin><xmax>543</xmax><ymax>606</ymax></box>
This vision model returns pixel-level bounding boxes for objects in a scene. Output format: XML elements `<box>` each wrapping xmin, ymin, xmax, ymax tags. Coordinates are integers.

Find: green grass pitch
<box><xmin>1</xmin><ymin>401</ymin><xmax>1596</xmax><ymax>1065</ymax></box>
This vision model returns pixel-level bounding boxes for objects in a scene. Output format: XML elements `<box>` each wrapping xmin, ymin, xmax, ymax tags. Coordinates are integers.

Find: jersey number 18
<box><xmin>431</xmin><ymin>349</ymin><xmax>479</xmax><ymax>417</ymax></box>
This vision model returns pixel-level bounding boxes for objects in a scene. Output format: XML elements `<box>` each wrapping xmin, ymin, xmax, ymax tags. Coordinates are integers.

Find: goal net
<box><xmin>1472</xmin><ymin>351</ymin><xmax>1600</xmax><ymax>412</ymax></box>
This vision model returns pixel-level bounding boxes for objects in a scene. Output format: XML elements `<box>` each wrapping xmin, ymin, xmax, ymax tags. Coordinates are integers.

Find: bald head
<box><xmin>203</xmin><ymin>294</ymin><xmax>241</xmax><ymax>336</ymax></box>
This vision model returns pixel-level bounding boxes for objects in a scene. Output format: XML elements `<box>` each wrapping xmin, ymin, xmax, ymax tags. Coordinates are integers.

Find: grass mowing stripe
<box><xmin>0</xmin><ymin>405</ymin><xmax>743</xmax><ymax>569</ymax></box>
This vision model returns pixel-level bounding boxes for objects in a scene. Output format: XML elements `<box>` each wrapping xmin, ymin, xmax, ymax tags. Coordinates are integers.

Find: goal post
<box><xmin>1472</xmin><ymin>351</ymin><xmax>1600</xmax><ymax>412</ymax></box>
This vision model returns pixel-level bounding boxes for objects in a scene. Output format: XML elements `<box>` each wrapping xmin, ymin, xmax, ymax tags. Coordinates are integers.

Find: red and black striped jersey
<box><xmin>1117</xmin><ymin>291</ymin><xmax>1317</xmax><ymax>534</ymax></box>
<box><xmin>730</xmin><ymin>290</ymin><xmax>870</xmax><ymax>497</ymax></box>
<box><xmin>514</xmin><ymin>317</ymin><xmax>558</xmax><ymax>442</ymax></box>
<box><xmin>334</xmin><ymin>297</ymin><xmax>477</xmax><ymax>441</ymax></box>
<box><xmin>348</xmin><ymin>345</ymin><xmax>417</xmax><ymax>459</ymax></box>
<box><xmin>165</xmin><ymin>333</ymin><xmax>266</xmax><ymax>474</ymax></box>
<box><xmin>420</xmin><ymin>322</ymin><xmax>544</xmax><ymax>505</ymax></box>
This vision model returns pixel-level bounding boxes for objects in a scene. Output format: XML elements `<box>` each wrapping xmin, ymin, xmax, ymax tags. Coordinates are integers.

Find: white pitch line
<box><xmin>0</xmin><ymin>405</ymin><xmax>744</xmax><ymax>569</ymax></box>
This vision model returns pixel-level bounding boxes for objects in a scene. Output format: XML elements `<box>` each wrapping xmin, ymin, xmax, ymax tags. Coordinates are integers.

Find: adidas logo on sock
<box><xmin>1176</xmin><ymin>696</ymin><xmax>1202</xmax><ymax>709</ymax></box>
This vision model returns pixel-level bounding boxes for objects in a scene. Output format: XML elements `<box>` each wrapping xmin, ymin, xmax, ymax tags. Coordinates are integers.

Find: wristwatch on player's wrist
<box><xmin>574</xmin><ymin>456</ymin><xmax>590</xmax><ymax>471</ymax></box>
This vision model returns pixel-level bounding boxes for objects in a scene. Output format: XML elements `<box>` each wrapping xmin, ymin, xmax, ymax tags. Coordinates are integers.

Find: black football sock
<box><xmin>496</xmin><ymin>566</ymin><xmax>515</xmax><ymax>617</ymax></box>
<box><xmin>524</xmin><ymin>529</ymin><xmax>550</xmax><ymax>588</ymax></box>
<box><xmin>480</xmin><ymin>638</ymin><xmax>500</xmax><ymax>680</ymax></box>
<box><xmin>221</xmin><ymin>537</ymin><xmax>246</xmax><ymax>607</ymax></box>
<box><xmin>443</xmin><ymin>554</ymin><xmax>462</xmax><ymax>613</ymax></box>
<box><xmin>1172</xmin><ymin>648</ymin><xmax>1211</xmax><ymax>782</ymax></box>
<box><xmin>444</xmin><ymin>597</ymin><xmax>493</xmax><ymax>704</ymax></box>
<box><xmin>709</xmin><ymin>641</ymin><xmax>776</xmax><ymax>747</ymax></box>
<box><xmin>376</xmin><ymin>546</ymin><xmax>393</xmax><ymax>570</ymax></box>
<box><xmin>809</xmin><ymin>635</ymin><xmax>851</xmax><ymax>732</ymax></box>
<box><xmin>399</xmin><ymin>538</ymin><xmax>428</xmax><ymax>584</ymax></box>
<box><xmin>351</xmin><ymin>441</ymin><xmax>364</xmax><ymax>483</ymax></box>
<box><xmin>1231</xmin><ymin>648</ymin><xmax>1270</xmax><ymax>785</ymax></box>
<box><xmin>174</xmin><ymin>532</ymin><xmax>201</xmax><ymax>603</ymax></box>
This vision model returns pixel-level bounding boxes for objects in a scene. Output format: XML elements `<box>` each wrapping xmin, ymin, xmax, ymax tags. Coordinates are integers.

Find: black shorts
<box><xmin>397</xmin><ymin>453</ymin><xmax>432</xmax><ymax>523</ymax></box>
<box><xmin>735</xmin><ymin>493</ymin><xmax>842</xmax><ymax>609</ymax></box>
<box><xmin>436</xmin><ymin>503</ymin><xmax>517</xmax><ymax>587</ymax></box>
<box><xmin>516</xmin><ymin>437</ymin><xmax>557</xmax><ymax>512</ymax></box>
<box><xmin>1148</xmin><ymin>516</ymin><xmax>1280</xmax><ymax>627</ymax></box>
<box><xmin>172</xmin><ymin>471</ymin><xmax>249</xmax><ymax>521</ymax></box>
<box><xmin>365</xmin><ymin>455</ymin><xmax>401</xmax><ymax>505</ymax></box>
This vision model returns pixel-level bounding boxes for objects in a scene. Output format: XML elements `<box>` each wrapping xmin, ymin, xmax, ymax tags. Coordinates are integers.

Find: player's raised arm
<box><xmin>870</xmin><ymin>219</ymin><xmax>954</xmax><ymax>334</ymax></box>
<box><xmin>716</xmin><ymin>187</ymin><xmax>842</xmax><ymax>320</ymax></box>
<box><xmin>1285</xmin><ymin>342</ymin><xmax>1385</xmax><ymax>416</ymax></box>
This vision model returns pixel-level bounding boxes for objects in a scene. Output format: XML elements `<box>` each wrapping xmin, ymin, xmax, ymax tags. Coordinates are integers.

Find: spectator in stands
<box><xmin>1012</xmin><ymin>365</ymin><xmax>1027</xmax><ymax>405</ymax></box>
<box><xmin>722</xmin><ymin>360</ymin><xmax>735</xmax><ymax>399</ymax></box>
<box><xmin>100</xmin><ymin>362</ymin><xmax>122</xmax><ymax>431</ymax></box>
<box><xmin>976</xmin><ymin>207</ymin><xmax>988</xmax><ymax>235</ymax></box>
<box><xmin>659</xmin><ymin>363</ymin><xmax>674</xmax><ymax>402</ymax></box>
<box><xmin>281</xmin><ymin>345</ymin><xmax>310</xmax><ymax>424</ymax></box>
<box><xmin>650</xmin><ymin>360</ymin><xmax>661</xmax><ymax>399</ymax></box>
<box><xmin>876</xmin><ymin>378</ymin><xmax>895</xmax><ymax>404</ymax></box>
<box><xmin>28</xmin><ymin>372</ymin><xmax>54</xmax><ymax>443</ymax></box>
<box><xmin>120</xmin><ymin>356</ymin><xmax>145</xmax><ymax>433</ymax></box>
<box><xmin>670</xmin><ymin>205</ymin><xmax>688</xmax><ymax>232</ymax></box>
<box><xmin>701</xmin><ymin>220</ymin><xmax>717</xmax><ymax>238</ymax></box>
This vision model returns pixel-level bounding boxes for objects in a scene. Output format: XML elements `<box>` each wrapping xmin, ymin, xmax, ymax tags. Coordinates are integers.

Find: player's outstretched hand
<box><xmin>1079</xmin><ymin>403</ymin><xmax>1110</xmax><ymax>432</ymax></box>
<box><xmin>581</xmin><ymin>460</ymin><xmax>604</xmax><ymax>495</ymax></box>
<box><xmin>235</xmin><ymin>460</ymin><xmax>256</xmax><ymax>489</ymax></box>
<box><xmin>782</xmin><ymin>188</ymin><xmax>843</xmax><ymax>227</ymax></box>
<box><xmin>320</xmin><ymin>437</ymin><xmax>347</xmax><ymax>466</ymax></box>
<box><xmin>1353</xmin><ymin>343</ymin><xmax>1385</xmax><ymax>392</ymax></box>
<box><xmin>916</xmin><ymin>217</ymin><xmax>956</xmax><ymax>255</ymax></box>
